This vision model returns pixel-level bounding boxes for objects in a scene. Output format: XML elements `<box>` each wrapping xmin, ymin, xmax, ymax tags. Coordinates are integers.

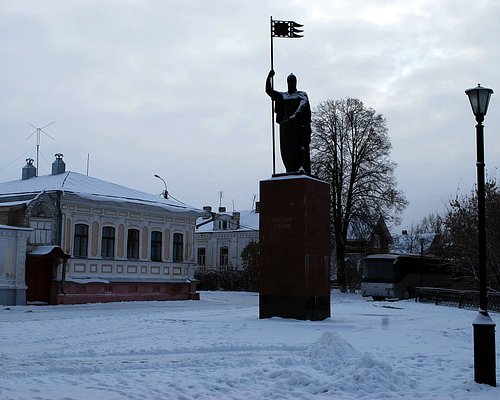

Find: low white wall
<box><xmin>0</xmin><ymin>225</ymin><xmax>33</xmax><ymax>305</ymax></box>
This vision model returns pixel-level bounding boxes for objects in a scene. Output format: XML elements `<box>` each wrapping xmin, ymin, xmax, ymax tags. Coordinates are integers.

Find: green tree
<box><xmin>241</xmin><ymin>241</ymin><xmax>259</xmax><ymax>291</ymax></box>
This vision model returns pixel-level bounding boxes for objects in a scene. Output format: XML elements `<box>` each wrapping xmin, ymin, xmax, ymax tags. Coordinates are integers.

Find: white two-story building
<box><xmin>195</xmin><ymin>207</ymin><xmax>259</xmax><ymax>271</ymax></box>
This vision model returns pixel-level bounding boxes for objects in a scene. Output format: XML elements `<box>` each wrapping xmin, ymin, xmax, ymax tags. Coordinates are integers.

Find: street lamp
<box><xmin>154</xmin><ymin>174</ymin><xmax>169</xmax><ymax>199</ymax></box>
<box><xmin>465</xmin><ymin>83</ymin><xmax>496</xmax><ymax>387</ymax></box>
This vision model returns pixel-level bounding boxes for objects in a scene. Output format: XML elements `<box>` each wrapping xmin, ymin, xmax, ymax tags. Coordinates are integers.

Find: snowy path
<box><xmin>1</xmin><ymin>291</ymin><xmax>499</xmax><ymax>399</ymax></box>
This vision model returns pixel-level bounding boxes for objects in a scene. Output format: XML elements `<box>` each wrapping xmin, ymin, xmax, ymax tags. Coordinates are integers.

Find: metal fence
<box><xmin>415</xmin><ymin>287</ymin><xmax>500</xmax><ymax>312</ymax></box>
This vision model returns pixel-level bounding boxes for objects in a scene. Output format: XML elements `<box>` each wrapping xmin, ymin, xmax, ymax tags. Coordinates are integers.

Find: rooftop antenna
<box><xmin>26</xmin><ymin>121</ymin><xmax>56</xmax><ymax>176</ymax></box>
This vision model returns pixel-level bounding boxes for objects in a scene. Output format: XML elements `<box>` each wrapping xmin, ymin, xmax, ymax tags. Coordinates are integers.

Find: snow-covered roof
<box><xmin>263</xmin><ymin>174</ymin><xmax>327</xmax><ymax>184</ymax></box>
<box><xmin>0</xmin><ymin>200</ymin><xmax>30</xmax><ymax>207</ymax></box>
<box><xmin>28</xmin><ymin>245</ymin><xmax>70</xmax><ymax>258</ymax></box>
<box><xmin>0</xmin><ymin>171</ymin><xmax>202</xmax><ymax>215</ymax></box>
<box><xmin>196</xmin><ymin>209</ymin><xmax>259</xmax><ymax>233</ymax></box>
<box><xmin>365</xmin><ymin>253</ymin><xmax>400</xmax><ymax>260</ymax></box>
<box><xmin>390</xmin><ymin>232</ymin><xmax>436</xmax><ymax>254</ymax></box>
<box><xmin>347</xmin><ymin>216</ymin><xmax>392</xmax><ymax>242</ymax></box>
<box><xmin>0</xmin><ymin>224</ymin><xmax>33</xmax><ymax>231</ymax></box>
<box><xmin>237</xmin><ymin>210</ymin><xmax>259</xmax><ymax>231</ymax></box>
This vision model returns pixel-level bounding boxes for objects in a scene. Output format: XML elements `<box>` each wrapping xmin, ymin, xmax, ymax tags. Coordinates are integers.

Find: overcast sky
<box><xmin>1</xmin><ymin>0</ymin><xmax>500</xmax><ymax>231</ymax></box>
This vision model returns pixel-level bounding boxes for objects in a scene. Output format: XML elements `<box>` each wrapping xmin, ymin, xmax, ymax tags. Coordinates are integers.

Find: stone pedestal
<box><xmin>259</xmin><ymin>175</ymin><xmax>331</xmax><ymax>320</ymax></box>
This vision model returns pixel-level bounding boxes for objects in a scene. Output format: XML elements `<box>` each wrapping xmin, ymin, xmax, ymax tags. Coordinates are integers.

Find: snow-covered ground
<box><xmin>1</xmin><ymin>290</ymin><xmax>499</xmax><ymax>400</ymax></box>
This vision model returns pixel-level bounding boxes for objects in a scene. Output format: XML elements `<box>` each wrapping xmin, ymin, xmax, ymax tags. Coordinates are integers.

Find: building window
<box><xmin>373</xmin><ymin>233</ymin><xmax>381</xmax><ymax>249</ymax></box>
<box><xmin>173</xmin><ymin>233</ymin><xmax>183</xmax><ymax>262</ymax></box>
<box><xmin>197</xmin><ymin>247</ymin><xmax>206</xmax><ymax>266</ymax></box>
<box><xmin>220</xmin><ymin>246</ymin><xmax>229</xmax><ymax>267</ymax></box>
<box><xmin>127</xmin><ymin>229</ymin><xmax>140</xmax><ymax>259</ymax></box>
<box><xmin>151</xmin><ymin>231</ymin><xmax>162</xmax><ymax>262</ymax></box>
<box><xmin>29</xmin><ymin>218</ymin><xmax>53</xmax><ymax>244</ymax></box>
<box><xmin>73</xmin><ymin>224</ymin><xmax>89</xmax><ymax>258</ymax></box>
<box><xmin>218</xmin><ymin>220</ymin><xmax>228</xmax><ymax>230</ymax></box>
<box><xmin>101</xmin><ymin>227</ymin><xmax>115</xmax><ymax>259</ymax></box>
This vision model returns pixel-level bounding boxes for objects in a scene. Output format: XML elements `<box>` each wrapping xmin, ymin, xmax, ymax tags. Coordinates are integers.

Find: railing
<box><xmin>415</xmin><ymin>287</ymin><xmax>500</xmax><ymax>312</ymax></box>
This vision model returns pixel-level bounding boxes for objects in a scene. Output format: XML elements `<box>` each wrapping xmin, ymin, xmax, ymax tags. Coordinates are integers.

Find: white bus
<box><xmin>361</xmin><ymin>254</ymin><xmax>453</xmax><ymax>301</ymax></box>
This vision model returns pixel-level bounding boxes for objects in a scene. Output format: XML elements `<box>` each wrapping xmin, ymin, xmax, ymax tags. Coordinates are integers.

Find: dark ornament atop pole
<box><xmin>272</xmin><ymin>19</ymin><xmax>304</xmax><ymax>38</ymax></box>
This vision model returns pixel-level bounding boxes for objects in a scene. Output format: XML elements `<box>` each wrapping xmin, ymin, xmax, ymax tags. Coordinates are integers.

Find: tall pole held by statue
<box><xmin>270</xmin><ymin>16</ymin><xmax>276</xmax><ymax>175</ymax></box>
<box><xmin>269</xmin><ymin>17</ymin><xmax>304</xmax><ymax>176</ymax></box>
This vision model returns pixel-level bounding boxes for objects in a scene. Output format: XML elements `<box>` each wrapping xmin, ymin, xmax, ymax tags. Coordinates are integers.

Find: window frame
<box><xmin>197</xmin><ymin>247</ymin><xmax>206</xmax><ymax>266</ymax></box>
<box><xmin>150</xmin><ymin>231</ymin><xmax>163</xmax><ymax>262</ymax></box>
<box><xmin>127</xmin><ymin>228</ymin><xmax>140</xmax><ymax>260</ymax></box>
<box><xmin>219</xmin><ymin>246</ymin><xmax>229</xmax><ymax>267</ymax></box>
<box><xmin>101</xmin><ymin>226</ymin><xmax>115</xmax><ymax>259</ymax></box>
<box><xmin>172</xmin><ymin>233</ymin><xmax>183</xmax><ymax>262</ymax></box>
<box><xmin>29</xmin><ymin>218</ymin><xmax>53</xmax><ymax>245</ymax></box>
<box><xmin>73</xmin><ymin>223</ymin><xmax>89</xmax><ymax>258</ymax></box>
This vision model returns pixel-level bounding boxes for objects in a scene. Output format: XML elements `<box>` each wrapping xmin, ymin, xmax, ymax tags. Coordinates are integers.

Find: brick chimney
<box><xmin>232</xmin><ymin>212</ymin><xmax>241</xmax><ymax>229</ymax></box>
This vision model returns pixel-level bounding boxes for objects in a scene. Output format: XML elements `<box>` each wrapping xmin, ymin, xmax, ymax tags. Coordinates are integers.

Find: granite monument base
<box><xmin>259</xmin><ymin>174</ymin><xmax>331</xmax><ymax>321</ymax></box>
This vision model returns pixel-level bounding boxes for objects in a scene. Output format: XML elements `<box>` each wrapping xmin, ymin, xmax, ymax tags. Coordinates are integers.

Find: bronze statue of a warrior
<box><xmin>266</xmin><ymin>70</ymin><xmax>311</xmax><ymax>174</ymax></box>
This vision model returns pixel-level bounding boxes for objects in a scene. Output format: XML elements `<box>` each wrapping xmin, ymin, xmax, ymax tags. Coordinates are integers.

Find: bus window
<box><xmin>362</xmin><ymin>259</ymin><xmax>397</xmax><ymax>282</ymax></box>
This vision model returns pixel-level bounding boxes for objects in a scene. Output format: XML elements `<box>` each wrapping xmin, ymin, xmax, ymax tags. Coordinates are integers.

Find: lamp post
<box><xmin>154</xmin><ymin>174</ymin><xmax>169</xmax><ymax>199</ymax></box>
<box><xmin>465</xmin><ymin>83</ymin><xmax>496</xmax><ymax>387</ymax></box>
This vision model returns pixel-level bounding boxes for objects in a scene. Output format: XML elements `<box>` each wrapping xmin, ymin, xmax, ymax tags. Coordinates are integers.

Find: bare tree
<box><xmin>311</xmin><ymin>98</ymin><xmax>407</xmax><ymax>291</ymax></box>
<box><xmin>441</xmin><ymin>179</ymin><xmax>500</xmax><ymax>290</ymax></box>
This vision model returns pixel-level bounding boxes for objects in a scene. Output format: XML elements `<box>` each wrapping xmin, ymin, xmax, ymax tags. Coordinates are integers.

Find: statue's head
<box><xmin>287</xmin><ymin>73</ymin><xmax>297</xmax><ymax>93</ymax></box>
